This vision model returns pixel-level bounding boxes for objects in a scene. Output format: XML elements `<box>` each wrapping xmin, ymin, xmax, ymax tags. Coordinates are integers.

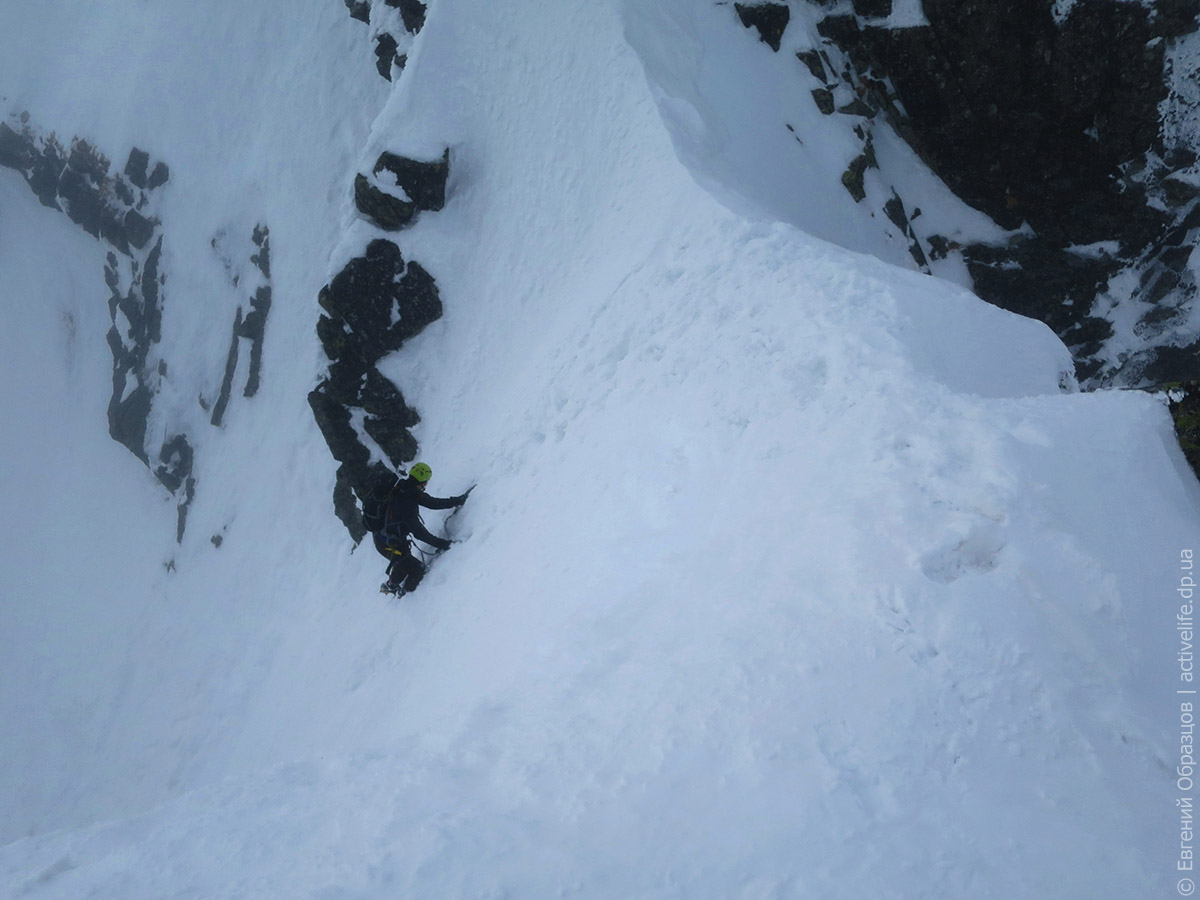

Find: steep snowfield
<box><xmin>0</xmin><ymin>0</ymin><xmax>1195</xmax><ymax>897</ymax></box>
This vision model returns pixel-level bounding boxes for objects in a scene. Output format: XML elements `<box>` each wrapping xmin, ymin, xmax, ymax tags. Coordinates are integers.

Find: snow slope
<box><xmin>0</xmin><ymin>0</ymin><xmax>1195</xmax><ymax>897</ymax></box>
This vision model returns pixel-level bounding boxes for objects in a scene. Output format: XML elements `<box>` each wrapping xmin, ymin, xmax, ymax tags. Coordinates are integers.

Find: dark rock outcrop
<box><xmin>155</xmin><ymin>435</ymin><xmax>196</xmax><ymax>542</ymax></box>
<box><xmin>344</xmin><ymin>0</ymin><xmax>370</xmax><ymax>24</ymax></box>
<box><xmin>375</xmin><ymin>32</ymin><xmax>402</xmax><ymax>80</ymax></box>
<box><xmin>774</xmin><ymin>1</ymin><xmax>1200</xmax><ymax>388</ymax></box>
<box><xmin>343</xmin><ymin>0</ymin><xmax>425</xmax><ymax>80</ymax></box>
<box><xmin>354</xmin><ymin>149</ymin><xmax>450</xmax><ymax>230</ymax></box>
<box><xmin>0</xmin><ymin>124</ymin><xmax>160</xmax><ymax>255</ymax></box>
<box><xmin>0</xmin><ymin>120</ymin><xmax>203</xmax><ymax>534</ymax></box>
<box><xmin>386</xmin><ymin>0</ymin><xmax>427</xmax><ymax>34</ymax></box>
<box><xmin>243</xmin><ymin>225</ymin><xmax>272</xmax><ymax>398</ymax></box>
<box><xmin>210</xmin><ymin>225</ymin><xmax>273</xmax><ymax>426</ymax></box>
<box><xmin>212</xmin><ymin>309</ymin><xmax>245</xmax><ymax>428</ymax></box>
<box><xmin>311</xmin><ymin>238</ymin><xmax>443</xmax><ymax>540</ymax></box>
<box><xmin>848</xmin><ymin>2</ymin><xmax>1173</xmax><ymax>244</ymax></box>
<box><xmin>735</xmin><ymin>3</ymin><xmax>791</xmax><ymax>52</ymax></box>
<box><xmin>355</xmin><ymin>172</ymin><xmax>416</xmax><ymax>229</ymax></box>
<box><xmin>374</xmin><ymin>149</ymin><xmax>449</xmax><ymax>210</ymax></box>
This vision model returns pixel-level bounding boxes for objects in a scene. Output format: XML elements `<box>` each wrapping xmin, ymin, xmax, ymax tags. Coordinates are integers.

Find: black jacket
<box><xmin>382</xmin><ymin>477</ymin><xmax>459</xmax><ymax>551</ymax></box>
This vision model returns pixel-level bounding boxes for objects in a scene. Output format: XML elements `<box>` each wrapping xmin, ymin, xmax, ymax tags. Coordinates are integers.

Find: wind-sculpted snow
<box><xmin>0</xmin><ymin>0</ymin><xmax>1195</xmax><ymax>897</ymax></box>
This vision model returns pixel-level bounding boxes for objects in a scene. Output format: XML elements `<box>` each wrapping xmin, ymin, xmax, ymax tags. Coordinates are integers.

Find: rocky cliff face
<box><xmin>0</xmin><ymin>120</ymin><xmax>273</xmax><ymax>540</ymax></box>
<box><xmin>0</xmin><ymin>0</ymin><xmax>444</xmax><ymax>544</ymax></box>
<box><xmin>309</xmin><ymin>0</ymin><xmax>450</xmax><ymax>541</ymax></box>
<box><xmin>738</xmin><ymin>0</ymin><xmax>1200</xmax><ymax>388</ymax></box>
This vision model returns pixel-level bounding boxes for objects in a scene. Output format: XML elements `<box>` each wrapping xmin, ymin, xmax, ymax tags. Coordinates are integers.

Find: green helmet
<box><xmin>409</xmin><ymin>462</ymin><xmax>433</xmax><ymax>483</ymax></box>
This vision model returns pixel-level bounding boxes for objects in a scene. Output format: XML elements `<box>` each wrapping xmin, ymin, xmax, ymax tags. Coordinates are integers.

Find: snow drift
<box><xmin>0</xmin><ymin>0</ymin><xmax>1195</xmax><ymax>897</ymax></box>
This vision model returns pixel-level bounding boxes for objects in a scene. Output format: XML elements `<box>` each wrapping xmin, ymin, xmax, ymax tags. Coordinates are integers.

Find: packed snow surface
<box><xmin>0</xmin><ymin>0</ymin><xmax>1195</xmax><ymax>897</ymax></box>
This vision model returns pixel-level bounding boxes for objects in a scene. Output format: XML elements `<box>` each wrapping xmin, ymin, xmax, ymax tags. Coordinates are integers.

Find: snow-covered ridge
<box><xmin>0</xmin><ymin>0</ymin><xmax>1197</xmax><ymax>897</ymax></box>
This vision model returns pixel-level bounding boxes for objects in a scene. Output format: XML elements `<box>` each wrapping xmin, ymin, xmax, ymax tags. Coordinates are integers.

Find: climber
<box><xmin>363</xmin><ymin>463</ymin><xmax>470</xmax><ymax>595</ymax></box>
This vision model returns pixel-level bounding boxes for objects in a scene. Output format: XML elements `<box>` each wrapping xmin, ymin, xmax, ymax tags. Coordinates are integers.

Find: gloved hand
<box><xmin>453</xmin><ymin>485</ymin><xmax>475</xmax><ymax>507</ymax></box>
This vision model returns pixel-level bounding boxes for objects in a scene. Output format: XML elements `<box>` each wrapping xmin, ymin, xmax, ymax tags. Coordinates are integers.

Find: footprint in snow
<box><xmin>920</xmin><ymin>523</ymin><xmax>1006</xmax><ymax>584</ymax></box>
